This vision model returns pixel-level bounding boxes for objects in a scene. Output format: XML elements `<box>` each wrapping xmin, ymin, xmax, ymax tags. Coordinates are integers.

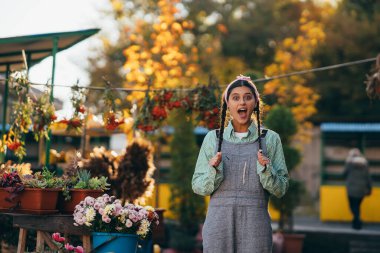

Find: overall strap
<box><xmin>215</xmin><ymin>129</ymin><xmax>220</xmax><ymax>139</ymax></box>
<box><xmin>260</xmin><ymin>129</ymin><xmax>268</xmax><ymax>157</ymax></box>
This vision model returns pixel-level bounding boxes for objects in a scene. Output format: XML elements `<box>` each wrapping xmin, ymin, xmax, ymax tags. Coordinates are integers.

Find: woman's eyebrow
<box><xmin>231</xmin><ymin>92</ymin><xmax>253</xmax><ymax>96</ymax></box>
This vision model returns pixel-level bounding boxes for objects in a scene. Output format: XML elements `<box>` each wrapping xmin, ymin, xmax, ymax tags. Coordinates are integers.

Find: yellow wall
<box><xmin>320</xmin><ymin>185</ymin><xmax>380</xmax><ymax>222</ymax></box>
<box><xmin>146</xmin><ymin>183</ymin><xmax>280</xmax><ymax>220</ymax></box>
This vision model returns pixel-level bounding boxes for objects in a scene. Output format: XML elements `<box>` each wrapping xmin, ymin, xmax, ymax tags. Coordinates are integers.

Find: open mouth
<box><xmin>237</xmin><ymin>108</ymin><xmax>248</xmax><ymax>118</ymax></box>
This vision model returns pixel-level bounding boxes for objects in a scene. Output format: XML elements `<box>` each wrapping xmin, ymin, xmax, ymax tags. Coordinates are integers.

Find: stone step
<box><xmin>349</xmin><ymin>240</ymin><xmax>380</xmax><ymax>253</ymax></box>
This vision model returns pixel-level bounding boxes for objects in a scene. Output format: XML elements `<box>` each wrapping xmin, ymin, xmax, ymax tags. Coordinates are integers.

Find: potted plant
<box><xmin>0</xmin><ymin>167</ymin><xmax>63</xmax><ymax>213</ymax></box>
<box><xmin>264</xmin><ymin>105</ymin><xmax>306</xmax><ymax>253</ymax></box>
<box><xmin>0</xmin><ymin>170</ymin><xmax>24</xmax><ymax>210</ymax></box>
<box><xmin>0</xmin><ymin>162</ymin><xmax>32</xmax><ymax>251</ymax></box>
<box><xmin>73</xmin><ymin>194</ymin><xmax>159</xmax><ymax>253</ymax></box>
<box><xmin>21</xmin><ymin>167</ymin><xmax>63</xmax><ymax>213</ymax></box>
<box><xmin>60</xmin><ymin>169</ymin><xmax>110</xmax><ymax>213</ymax></box>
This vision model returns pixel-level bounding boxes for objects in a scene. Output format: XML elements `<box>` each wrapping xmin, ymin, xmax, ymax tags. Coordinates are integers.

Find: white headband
<box><xmin>224</xmin><ymin>74</ymin><xmax>260</xmax><ymax>102</ymax></box>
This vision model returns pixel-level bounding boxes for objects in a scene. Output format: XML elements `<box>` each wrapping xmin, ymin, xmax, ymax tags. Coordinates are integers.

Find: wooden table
<box><xmin>7</xmin><ymin>213</ymin><xmax>91</xmax><ymax>253</ymax></box>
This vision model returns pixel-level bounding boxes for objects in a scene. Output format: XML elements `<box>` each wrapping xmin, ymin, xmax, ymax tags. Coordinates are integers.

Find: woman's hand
<box><xmin>209</xmin><ymin>152</ymin><xmax>222</xmax><ymax>168</ymax></box>
<box><xmin>257</xmin><ymin>150</ymin><xmax>270</xmax><ymax>166</ymax></box>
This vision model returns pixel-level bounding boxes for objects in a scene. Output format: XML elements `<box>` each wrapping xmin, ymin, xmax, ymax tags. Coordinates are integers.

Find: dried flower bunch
<box><xmin>5</xmin><ymin>70</ymin><xmax>57</xmax><ymax>159</ymax></box>
<box><xmin>32</xmin><ymin>89</ymin><xmax>57</xmax><ymax>141</ymax></box>
<box><xmin>115</xmin><ymin>138</ymin><xmax>156</xmax><ymax>204</ymax></box>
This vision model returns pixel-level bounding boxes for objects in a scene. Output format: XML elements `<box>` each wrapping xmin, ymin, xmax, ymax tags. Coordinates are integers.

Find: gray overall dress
<box><xmin>202</xmin><ymin>138</ymin><xmax>272</xmax><ymax>253</ymax></box>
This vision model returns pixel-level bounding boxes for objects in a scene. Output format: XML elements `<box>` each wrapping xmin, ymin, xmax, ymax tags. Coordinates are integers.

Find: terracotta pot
<box><xmin>0</xmin><ymin>187</ymin><xmax>60</xmax><ymax>214</ymax></box>
<box><xmin>0</xmin><ymin>188</ymin><xmax>21</xmax><ymax>209</ymax></box>
<box><xmin>283</xmin><ymin>233</ymin><xmax>305</xmax><ymax>253</ymax></box>
<box><xmin>58</xmin><ymin>189</ymin><xmax>103</xmax><ymax>214</ymax></box>
<box><xmin>22</xmin><ymin>188</ymin><xmax>60</xmax><ymax>210</ymax></box>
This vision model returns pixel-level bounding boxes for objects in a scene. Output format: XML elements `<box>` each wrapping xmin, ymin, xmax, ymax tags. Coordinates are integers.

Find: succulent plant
<box><xmin>21</xmin><ymin>167</ymin><xmax>64</xmax><ymax>189</ymax></box>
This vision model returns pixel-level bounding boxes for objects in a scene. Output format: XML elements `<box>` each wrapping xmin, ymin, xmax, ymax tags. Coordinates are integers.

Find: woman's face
<box><xmin>227</xmin><ymin>86</ymin><xmax>256</xmax><ymax>129</ymax></box>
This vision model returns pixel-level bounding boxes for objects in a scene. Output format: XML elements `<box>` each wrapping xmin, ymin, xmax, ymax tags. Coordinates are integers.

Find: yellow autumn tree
<box><xmin>264</xmin><ymin>10</ymin><xmax>327</xmax><ymax>143</ymax></box>
<box><xmin>120</xmin><ymin>0</ymin><xmax>199</xmax><ymax>101</ymax></box>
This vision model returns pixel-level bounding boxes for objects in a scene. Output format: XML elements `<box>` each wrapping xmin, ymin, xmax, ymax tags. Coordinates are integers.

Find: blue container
<box><xmin>137</xmin><ymin>238</ymin><xmax>153</xmax><ymax>253</ymax></box>
<box><xmin>92</xmin><ymin>232</ymin><xmax>138</xmax><ymax>253</ymax></box>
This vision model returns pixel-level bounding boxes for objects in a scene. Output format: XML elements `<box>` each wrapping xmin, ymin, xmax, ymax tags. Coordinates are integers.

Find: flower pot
<box><xmin>283</xmin><ymin>233</ymin><xmax>305</xmax><ymax>253</ymax></box>
<box><xmin>137</xmin><ymin>238</ymin><xmax>153</xmax><ymax>253</ymax></box>
<box><xmin>58</xmin><ymin>189</ymin><xmax>103</xmax><ymax>214</ymax></box>
<box><xmin>92</xmin><ymin>232</ymin><xmax>138</xmax><ymax>253</ymax></box>
<box><xmin>0</xmin><ymin>188</ymin><xmax>21</xmax><ymax>209</ymax></box>
<box><xmin>0</xmin><ymin>188</ymin><xmax>59</xmax><ymax>214</ymax></box>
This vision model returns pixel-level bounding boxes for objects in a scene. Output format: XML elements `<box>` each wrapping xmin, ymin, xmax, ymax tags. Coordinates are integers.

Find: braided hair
<box><xmin>217</xmin><ymin>79</ymin><xmax>261</xmax><ymax>153</ymax></box>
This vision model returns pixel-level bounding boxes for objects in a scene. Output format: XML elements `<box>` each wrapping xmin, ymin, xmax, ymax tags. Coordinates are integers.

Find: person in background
<box><xmin>344</xmin><ymin>148</ymin><xmax>372</xmax><ymax>230</ymax></box>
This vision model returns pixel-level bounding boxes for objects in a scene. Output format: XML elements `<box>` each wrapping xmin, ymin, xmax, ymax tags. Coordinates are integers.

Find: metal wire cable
<box><xmin>0</xmin><ymin>57</ymin><xmax>376</xmax><ymax>92</ymax></box>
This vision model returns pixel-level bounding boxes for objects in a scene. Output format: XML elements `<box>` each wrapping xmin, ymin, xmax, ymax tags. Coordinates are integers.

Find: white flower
<box><xmin>104</xmin><ymin>204</ymin><xmax>115</xmax><ymax>216</ymax></box>
<box><xmin>145</xmin><ymin>206</ymin><xmax>155</xmax><ymax>212</ymax></box>
<box><xmin>137</xmin><ymin>219</ymin><xmax>151</xmax><ymax>237</ymax></box>
<box><xmin>85</xmin><ymin>207</ymin><xmax>96</xmax><ymax>224</ymax></box>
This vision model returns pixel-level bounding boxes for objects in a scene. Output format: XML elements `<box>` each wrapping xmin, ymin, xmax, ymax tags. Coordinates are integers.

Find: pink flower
<box><xmin>102</xmin><ymin>215</ymin><xmax>111</xmax><ymax>223</ymax></box>
<box><xmin>84</xmin><ymin>196</ymin><xmax>95</xmax><ymax>205</ymax></box>
<box><xmin>94</xmin><ymin>203</ymin><xmax>100</xmax><ymax>210</ymax></box>
<box><xmin>52</xmin><ymin>232</ymin><xmax>65</xmax><ymax>242</ymax></box>
<box><xmin>74</xmin><ymin>246</ymin><xmax>84</xmax><ymax>253</ymax></box>
<box><xmin>126</xmin><ymin>219</ymin><xmax>133</xmax><ymax>228</ymax></box>
<box><xmin>65</xmin><ymin>243</ymin><xmax>75</xmax><ymax>250</ymax></box>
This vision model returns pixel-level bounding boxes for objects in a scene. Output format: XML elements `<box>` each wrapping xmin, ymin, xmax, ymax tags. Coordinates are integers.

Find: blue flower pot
<box><xmin>92</xmin><ymin>232</ymin><xmax>138</xmax><ymax>253</ymax></box>
<box><xmin>137</xmin><ymin>238</ymin><xmax>153</xmax><ymax>253</ymax></box>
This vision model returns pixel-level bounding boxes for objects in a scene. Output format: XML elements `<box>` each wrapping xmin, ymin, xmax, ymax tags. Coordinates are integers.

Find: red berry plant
<box><xmin>102</xmin><ymin>84</ymin><xmax>124</xmax><ymax>131</ymax></box>
<box><xmin>190</xmin><ymin>85</ymin><xmax>221</xmax><ymax>129</ymax></box>
<box><xmin>135</xmin><ymin>90</ymin><xmax>173</xmax><ymax>132</ymax></box>
<box><xmin>59</xmin><ymin>85</ymin><xmax>86</xmax><ymax>133</ymax></box>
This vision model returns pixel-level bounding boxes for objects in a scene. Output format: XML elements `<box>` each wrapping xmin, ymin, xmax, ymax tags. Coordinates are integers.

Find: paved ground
<box><xmin>272</xmin><ymin>216</ymin><xmax>380</xmax><ymax>253</ymax></box>
<box><xmin>272</xmin><ymin>215</ymin><xmax>380</xmax><ymax>236</ymax></box>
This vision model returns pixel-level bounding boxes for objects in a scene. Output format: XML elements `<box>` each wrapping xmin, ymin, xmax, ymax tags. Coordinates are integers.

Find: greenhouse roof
<box><xmin>0</xmin><ymin>28</ymin><xmax>100</xmax><ymax>73</ymax></box>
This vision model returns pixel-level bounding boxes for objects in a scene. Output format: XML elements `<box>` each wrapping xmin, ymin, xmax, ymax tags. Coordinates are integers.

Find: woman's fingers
<box><xmin>209</xmin><ymin>152</ymin><xmax>222</xmax><ymax>167</ymax></box>
<box><xmin>257</xmin><ymin>150</ymin><xmax>270</xmax><ymax>166</ymax></box>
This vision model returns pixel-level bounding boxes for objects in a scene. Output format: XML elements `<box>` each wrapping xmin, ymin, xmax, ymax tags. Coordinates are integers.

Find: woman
<box><xmin>192</xmin><ymin>75</ymin><xmax>289</xmax><ymax>253</ymax></box>
<box><xmin>344</xmin><ymin>148</ymin><xmax>372</xmax><ymax>230</ymax></box>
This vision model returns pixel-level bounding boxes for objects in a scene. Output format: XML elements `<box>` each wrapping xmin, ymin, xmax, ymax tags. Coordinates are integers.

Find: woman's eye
<box><xmin>244</xmin><ymin>95</ymin><xmax>253</xmax><ymax>101</ymax></box>
<box><xmin>232</xmin><ymin>96</ymin><xmax>239</xmax><ymax>101</ymax></box>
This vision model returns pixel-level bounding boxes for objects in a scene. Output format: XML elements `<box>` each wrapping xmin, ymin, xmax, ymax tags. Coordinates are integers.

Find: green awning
<box><xmin>0</xmin><ymin>28</ymin><xmax>100</xmax><ymax>72</ymax></box>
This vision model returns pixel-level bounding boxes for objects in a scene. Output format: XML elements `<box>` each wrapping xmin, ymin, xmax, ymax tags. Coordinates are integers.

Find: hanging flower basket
<box><xmin>190</xmin><ymin>85</ymin><xmax>221</xmax><ymax>129</ymax></box>
<box><xmin>104</xmin><ymin>111</ymin><xmax>125</xmax><ymax>131</ymax></box>
<box><xmin>366</xmin><ymin>55</ymin><xmax>380</xmax><ymax>100</ymax></box>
